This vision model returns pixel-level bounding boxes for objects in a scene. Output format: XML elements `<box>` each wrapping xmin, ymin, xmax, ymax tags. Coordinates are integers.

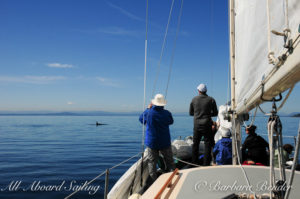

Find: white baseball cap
<box><xmin>197</xmin><ymin>83</ymin><xmax>207</xmax><ymax>92</ymax></box>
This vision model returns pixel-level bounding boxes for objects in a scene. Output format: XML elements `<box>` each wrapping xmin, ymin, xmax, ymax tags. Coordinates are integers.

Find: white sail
<box><xmin>234</xmin><ymin>0</ymin><xmax>300</xmax><ymax>114</ymax></box>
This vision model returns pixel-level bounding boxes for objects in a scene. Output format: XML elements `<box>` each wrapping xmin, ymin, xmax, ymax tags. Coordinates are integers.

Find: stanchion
<box><xmin>104</xmin><ymin>169</ymin><xmax>110</xmax><ymax>199</ymax></box>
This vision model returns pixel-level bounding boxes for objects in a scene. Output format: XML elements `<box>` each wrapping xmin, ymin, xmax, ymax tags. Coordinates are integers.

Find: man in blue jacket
<box><xmin>139</xmin><ymin>94</ymin><xmax>175</xmax><ymax>181</ymax></box>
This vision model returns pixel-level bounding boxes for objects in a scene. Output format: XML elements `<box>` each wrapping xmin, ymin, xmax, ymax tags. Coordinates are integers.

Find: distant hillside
<box><xmin>291</xmin><ymin>113</ymin><xmax>300</xmax><ymax>117</ymax></box>
<box><xmin>0</xmin><ymin>111</ymin><xmax>140</xmax><ymax>116</ymax></box>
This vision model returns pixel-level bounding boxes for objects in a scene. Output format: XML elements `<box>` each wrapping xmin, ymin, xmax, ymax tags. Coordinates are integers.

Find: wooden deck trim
<box><xmin>154</xmin><ymin>168</ymin><xmax>180</xmax><ymax>199</ymax></box>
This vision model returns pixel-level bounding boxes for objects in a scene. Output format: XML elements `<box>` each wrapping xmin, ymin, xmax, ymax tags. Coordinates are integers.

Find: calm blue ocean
<box><xmin>0</xmin><ymin>115</ymin><xmax>299</xmax><ymax>199</ymax></box>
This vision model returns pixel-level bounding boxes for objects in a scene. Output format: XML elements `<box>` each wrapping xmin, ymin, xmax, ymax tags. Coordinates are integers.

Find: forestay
<box><xmin>234</xmin><ymin>0</ymin><xmax>300</xmax><ymax>113</ymax></box>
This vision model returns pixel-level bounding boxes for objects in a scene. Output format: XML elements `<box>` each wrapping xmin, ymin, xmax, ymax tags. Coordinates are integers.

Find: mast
<box><xmin>229</xmin><ymin>0</ymin><xmax>241</xmax><ymax>165</ymax></box>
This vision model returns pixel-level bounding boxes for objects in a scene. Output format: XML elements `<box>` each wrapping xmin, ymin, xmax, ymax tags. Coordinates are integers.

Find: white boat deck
<box><xmin>142</xmin><ymin>165</ymin><xmax>300</xmax><ymax>199</ymax></box>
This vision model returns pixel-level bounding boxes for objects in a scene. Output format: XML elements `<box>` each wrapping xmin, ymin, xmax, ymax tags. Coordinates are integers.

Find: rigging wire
<box><xmin>209</xmin><ymin>0</ymin><xmax>215</xmax><ymax>96</ymax></box>
<box><xmin>152</xmin><ymin>0</ymin><xmax>176</xmax><ymax>98</ymax></box>
<box><xmin>142</xmin><ymin>0</ymin><xmax>149</xmax><ymax>154</ymax></box>
<box><xmin>140</xmin><ymin>0</ymin><xmax>149</xmax><ymax>188</ymax></box>
<box><xmin>165</xmin><ymin>0</ymin><xmax>184</xmax><ymax>98</ymax></box>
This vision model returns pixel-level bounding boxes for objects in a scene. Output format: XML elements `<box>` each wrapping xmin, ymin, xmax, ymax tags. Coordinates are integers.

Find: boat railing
<box><xmin>64</xmin><ymin>152</ymin><xmax>142</xmax><ymax>199</ymax></box>
<box><xmin>260</xmin><ymin>134</ymin><xmax>297</xmax><ymax>148</ymax></box>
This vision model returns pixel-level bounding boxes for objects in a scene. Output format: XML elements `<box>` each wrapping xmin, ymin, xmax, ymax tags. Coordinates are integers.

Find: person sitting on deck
<box><xmin>213</xmin><ymin>128</ymin><xmax>232</xmax><ymax>165</ymax></box>
<box><xmin>242</xmin><ymin>125</ymin><xmax>269</xmax><ymax>166</ymax></box>
<box><xmin>139</xmin><ymin>94</ymin><xmax>175</xmax><ymax>182</ymax></box>
<box><xmin>274</xmin><ymin>144</ymin><xmax>294</xmax><ymax>168</ymax></box>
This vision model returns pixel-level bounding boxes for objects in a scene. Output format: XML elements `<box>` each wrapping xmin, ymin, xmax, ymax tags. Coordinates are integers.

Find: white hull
<box><xmin>143</xmin><ymin>166</ymin><xmax>300</xmax><ymax>199</ymax></box>
<box><xmin>107</xmin><ymin>151</ymin><xmax>149</xmax><ymax>199</ymax></box>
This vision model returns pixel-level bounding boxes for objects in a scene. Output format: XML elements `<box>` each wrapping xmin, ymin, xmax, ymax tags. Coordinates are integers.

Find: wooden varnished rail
<box><xmin>154</xmin><ymin>168</ymin><xmax>181</xmax><ymax>199</ymax></box>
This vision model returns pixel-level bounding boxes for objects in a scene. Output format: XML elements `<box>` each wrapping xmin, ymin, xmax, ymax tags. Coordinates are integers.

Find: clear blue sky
<box><xmin>0</xmin><ymin>0</ymin><xmax>299</xmax><ymax>113</ymax></box>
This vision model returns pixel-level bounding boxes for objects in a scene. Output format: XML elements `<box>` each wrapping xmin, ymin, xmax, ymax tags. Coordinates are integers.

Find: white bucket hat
<box><xmin>151</xmin><ymin>94</ymin><xmax>167</xmax><ymax>106</ymax></box>
<box><xmin>197</xmin><ymin>83</ymin><xmax>207</xmax><ymax>92</ymax></box>
<box><xmin>221</xmin><ymin>127</ymin><xmax>231</xmax><ymax>138</ymax></box>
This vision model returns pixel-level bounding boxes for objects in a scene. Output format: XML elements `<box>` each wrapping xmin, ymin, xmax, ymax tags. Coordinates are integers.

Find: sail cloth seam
<box><xmin>152</xmin><ymin>0</ymin><xmax>176</xmax><ymax>98</ymax></box>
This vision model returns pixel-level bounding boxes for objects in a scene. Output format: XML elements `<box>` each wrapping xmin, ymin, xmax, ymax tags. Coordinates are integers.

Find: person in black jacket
<box><xmin>242</xmin><ymin>125</ymin><xmax>269</xmax><ymax>165</ymax></box>
<box><xmin>189</xmin><ymin>83</ymin><xmax>218</xmax><ymax>166</ymax></box>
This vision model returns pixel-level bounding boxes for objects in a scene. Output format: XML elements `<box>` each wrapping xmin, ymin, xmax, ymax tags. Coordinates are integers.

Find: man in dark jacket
<box><xmin>242</xmin><ymin>125</ymin><xmax>269</xmax><ymax>165</ymax></box>
<box><xmin>139</xmin><ymin>94</ymin><xmax>175</xmax><ymax>181</ymax></box>
<box><xmin>190</xmin><ymin>83</ymin><xmax>218</xmax><ymax>166</ymax></box>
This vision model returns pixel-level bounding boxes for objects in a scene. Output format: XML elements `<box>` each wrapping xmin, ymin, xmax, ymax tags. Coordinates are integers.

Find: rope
<box><xmin>276</xmin><ymin>117</ymin><xmax>286</xmax><ymax>182</ymax></box>
<box><xmin>268</xmin><ymin>120</ymin><xmax>276</xmax><ymax>197</ymax></box>
<box><xmin>284</xmin><ymin>122</ymin><xmax>300</xmax><ymax>199</ymax></box>
<box><xmin>277</xmin><ymin>84</ymin><xmax>295</xmax><ymax>111</ymax></box>
<box><xmin>258</xmin><ymin>85</ymin><xmax>294</xmax><ymax>116</ymax></box>
<box><xmin>266</xmin><ymin>0</ymin><xmax>278</xmax><ymax>65</ymax></box>
<box><xmin>152</xmin><ymin>0</ymin><xmax>176</xmax><ymax>98</ymax></box>
<box><xmin>165</xmin><ymin>0</ymin><xmax>184</xmax><ymax>98</ymax></box>
<box><xmin>258</xmin><ymin>105</ymin><xmax>271</xmax><ymax>116</ymax></box>
<box><xmin>173</xmin><ymin>157</ymin><xmax>201</xmax><ymax>168</ymax></box>
<box><xmin>243</xmin><ymin>106</ymin><xmax>258</xmax><ymax>128</ymax></box>
<box><xmin>232</xmin><ymin>118</ymin><xmax>257</xmax><ymax>198</ymax></box>
<box><xmin>284</xmin><ymin>0</ymin><xmax>289</xmax><ymax>31</ymax></box>
<box><xmin>283</xmin><ymin>0</ymin><xmax>291</xmax><ymax>48</ymax></box>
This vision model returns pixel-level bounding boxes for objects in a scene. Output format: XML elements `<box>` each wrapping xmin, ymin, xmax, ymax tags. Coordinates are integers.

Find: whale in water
<box><xmin>96</xmin><ymin>122</ymin><xmax>106</xmax><ymax>126</ymax></box>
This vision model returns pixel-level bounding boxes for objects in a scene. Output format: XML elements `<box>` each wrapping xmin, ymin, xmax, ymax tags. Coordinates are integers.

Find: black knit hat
<box><xmin>246</xmin><ymin>125</ymin><xmax>256</xmax><ymax>132</ymax></box>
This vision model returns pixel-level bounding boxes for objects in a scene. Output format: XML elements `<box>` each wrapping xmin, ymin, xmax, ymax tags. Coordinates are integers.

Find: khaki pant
<box><xmin>147</xmin><ymin>146</ymin><xmax>175</xmax><ymax>181</ymax></box>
